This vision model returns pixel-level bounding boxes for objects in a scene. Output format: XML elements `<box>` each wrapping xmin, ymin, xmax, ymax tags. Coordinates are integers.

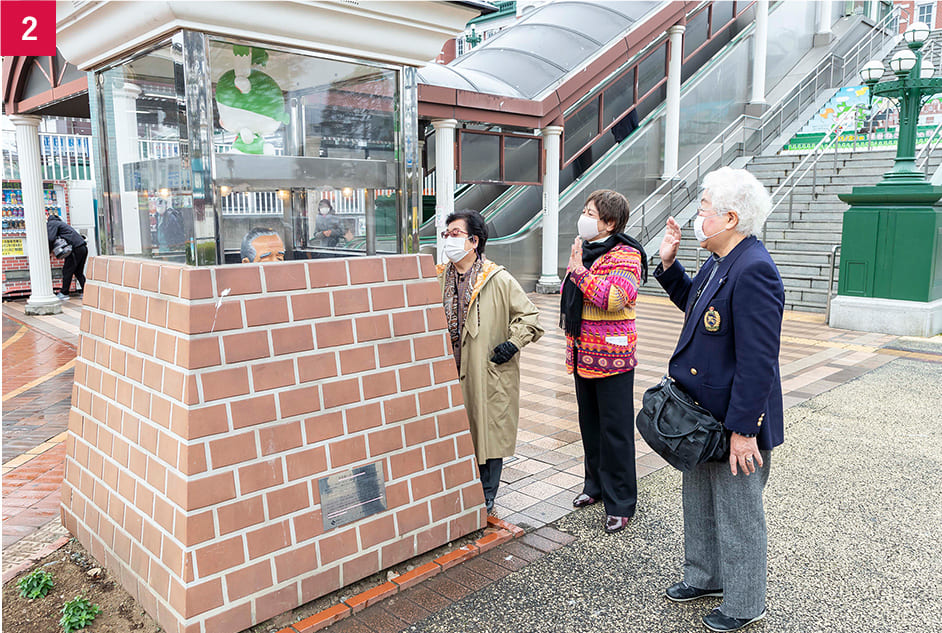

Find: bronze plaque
<box><xmin>319</xmin><ymin>462</ymin><xmax>387</xmax><ymax>531</ymax></box>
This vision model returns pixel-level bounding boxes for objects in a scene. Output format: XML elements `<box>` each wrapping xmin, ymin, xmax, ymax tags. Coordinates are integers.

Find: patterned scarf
<box><xmin>443</xmin><ymin>258</ymin><xmax>483</xmax><ymax>368</ymax></box>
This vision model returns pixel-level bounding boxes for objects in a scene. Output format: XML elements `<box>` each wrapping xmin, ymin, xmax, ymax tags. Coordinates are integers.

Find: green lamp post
<box><xmin>832</xmin><ymin>21</ymin><xmax>942</xmax><ymax>335</ymax></box>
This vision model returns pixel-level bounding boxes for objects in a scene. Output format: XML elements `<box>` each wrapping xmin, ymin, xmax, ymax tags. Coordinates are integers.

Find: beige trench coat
<box><xmin>438</xmin><ymin>260</ymin><xmax>544</xmax><ymax>464</ymax></box>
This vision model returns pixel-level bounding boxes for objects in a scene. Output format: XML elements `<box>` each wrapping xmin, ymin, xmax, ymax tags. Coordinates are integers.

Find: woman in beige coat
<box><xmin>437</xmin><ymin>210</ymin><xmax>543</xmax><ymax>515</ymax></box>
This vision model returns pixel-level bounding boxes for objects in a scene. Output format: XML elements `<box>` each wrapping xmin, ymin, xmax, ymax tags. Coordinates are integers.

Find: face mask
<box><xmin>693</xmin><ymin>213</ymin><xmax>729</xmax><ymax>242</ymax></box>
<box><xmin>318</xmin><ymin>207</ymin><xmax>329</xmax><ymax>215</ymax></box>
<box><xmin>577</xmin><ymin>215</ymin><xmax>601</xmax><ymax>241</ymax></box>
<box><xmin>443</xmin><ymin>236</ymin><xmax>471</xmax><ymax>263</ymax></box>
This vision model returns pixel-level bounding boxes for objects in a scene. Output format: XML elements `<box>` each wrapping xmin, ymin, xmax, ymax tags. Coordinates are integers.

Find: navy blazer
<box><xmin>654</xmin><ymin>236</ymin><xmax>785</xmax><ymax>450</ymax></box>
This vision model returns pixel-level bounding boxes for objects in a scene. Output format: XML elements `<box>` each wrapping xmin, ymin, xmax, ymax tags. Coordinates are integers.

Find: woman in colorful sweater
<box><xmin>561</xmin><ymin>189</ymin><xmax>647</xmax><ymax>533</ymax></box>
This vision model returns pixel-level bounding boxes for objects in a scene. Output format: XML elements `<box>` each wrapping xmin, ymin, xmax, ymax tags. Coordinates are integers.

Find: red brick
<box><xmin>274</xmin><ymin>542</ymin><xmax>318</xmax><ymax>582</ymax></box>
<box><xmin>99</xmin><ymin>286</ymin><xmax>114</xmax><ymax>312</ymax></box>
<box><xmin>425</xmin><ymin>438</ymin><xmax>456</xmax><ymax>468</ymax></box>
<box><xmin>297</xmin><ymin>352</ymin><xmax>337</xmax><ymax>382</ymax></box>
<box><xmin>187</xmin><ymin>404</ymin><xmax>229</xmax><ymax>439</ymax></box>
<box><xmin>264</xmin><ymin>261</ymin><xmax>307</xmax><ymax>292</ymax></box>
<box><xmin>195</xmin><ymin>535</ymin><xmax>244</xmax><ymax>577</ymax></box>
<box><xmin>430</xmin><ymin>490</ymin><xmax>462</xmax><ymax>522</ymax></box>
<box><xmin>385</xmin><ymin>255</ymin><xmax>420</xmax><ymax>280</ymax></box>
<box><xmin>344</xmin><ymin>580</ymin><xmax>397</xmax><ymax>613</ymax></box>
<box><xmin>361</xmin><ymin>370</ymin><xmax>397</xmax><ymax>400</ymax></box>
<box><xmin>200</xmin><ymin>366</ymin><xmax>249</xmax><ymax>402</ymax></box>
<box><xmin>226</xmin><ymin>559</ymin><xmax>272</xmax><ymax>600</ymax></box>
<box><xmin>267</xmin><ymin>481</ymin><xmax>310</xmax><ymax>518</ymax></box>
<box><xmin>181</xmin><ymin>578</ymin><xmax>224</xmax><ymax>618</ymax></box>
<box><xmin>444</xmin><ymin>460</ymin><xmax>476</xmax><ymax>489</ymax></box>
<box><xmin>203</xmin><ymin>602</ymin><xmax>252</xmax><ymax>633</ymax></box>
<box><xmin>339</xmin><ymin>346</ymin><xmax>376</xmax><ymax>374</ymax></box>
<box><xmin>255</xmin><ymin>584</ymin><xmax>300</xmax><ymax>624</ymax></box>
<box><xmin>344</xmin><ymin>402</ymin><xmax>383</xmax><ymax>433</ymax></box>
<box><xmin>358</xmin><ymin>515</ymin><xmax>396</xmax><ymax>549</ymax></box>
<box><xmin>136</xmin><ymin>325</ymin><xmax>157</xmax><ymax>355</ymax></box>
<box><xmin>148</xmin><ymin>297</ymin><xmax>169</xmax><ymax>328</ymax></box>
<box><xmin>307</xmin><ymin>260</ymin><xmax>349</xmax><ymax>288</ymax></box>
<box><xmin>293</xmin><ymin>603</ymin><xmax>350</xmax><ymax>633</ymax></box>
<box><xmin>367</xmin><ymin>427</ymin><xmax>403</xmax><ymax>457</ymax></box>
<box><xmin>322</xmin><ymin>378</ymin><xmax>359</xmax><ymax>409</ymax></box>
<box><xmin>246</xmin><ymin>520</ymin><xmax>291</xmax><ymax>559</ymax></box>
<box><xmin>370</xmin><ymin>285</ymin><xmax>405</xmax><ymax>310</ymax></box>
<box><xmin>392</xmin><ymin>309</ymin><xmax>426</xmax><ymax>336</ymax></box>
<box><xmin>384</xmin><ymin>394</ymin><xmax>417</xmax><ymax>424</ymax></box>
<box><xmin>328</xmin><ymin>436</ymin><xmax>367</xmax><ymax>468</ymax></box>
<box><xmin>180</xmin><ymin>443</ymin><xmax>208</xmax><ymax>476</ymax></box>
<box><xmin>389</xmin><ymin>447</ymin><xmax>424</xmax><ymax>479</ymax></box>
<box><xmin>418</xmin><ymin>386</ymin><xmax>450</xmax><ymax>415</ymax></box>
<box><xmin>415</xmin><ymin>335</ymin><xmax>447</xmax><ymax>361</ymax></box>
<box><xmin>437</xmin><ymin>409</ymin><xmax>469</xmax><ymax>437</ymax></box>
<box><xmin>223</xmin><ymin>330</ymin><xmax>270</xmax><ymax>363</ymax></box>
<box><xmin>475</xmin><ymin>530</ymin><xmax>513</xmax><ymax>553</ymax></box>
<box><xmin>259</xmin><ymin>420</ymin><xmax>303</xmax><ymax>455</ymax></box>
<box><xmin>245</xmin><ymin>295</ymin><xmax>290</xmax><ymax>327</ymax></box>
<box><xmin>252</xmin><ymin>358</ymin><xmax>296</xmax><ymax>392</ymax></box>
<box><xmin>399</xmin><ymin>364</ymin><xmax>432</xmax><ymax>391</ymax></box>
<box><xmin>154</xmin><ymin>330</ymin><xmax>177</xmax><ymax>363</ymax></box>
<box><xmin>272</xmin><ymin>324</ymin><xmax>314</xmax><ymax>355</ymax></box>
<box><xmin>123</xmin><ymin>260</ymin><xmax>142</xmax><ymax>288</ymax></box>
<box><xmin>279</xmin><ymin>385</ymin><xmax>322</xmax><ymax>418</ymax></box>
<box><xmin>217</xmin><ymin>496</ymin><xmax>265</xmax><ymax>535</ymax></box>
<box><xmin>434</xmin><ymin>543</ymin><xmax>478</xmax><ymax>570</ymax></box>
<box><xmin>304</xmin><ymin>411</ymin><xmax>344</xmax><ymax>444</ymax></box>
<box><xmin>426</xmin><ymin>307</ymin><xmax>447</xmax><ymax>330</ymax></box>
<box><xmin>318</xmin><ymin>527</ymin><xmax>358</xmax><ymax>565</ymax></box>
<box><xmin>389</xmin><ymin>561</ymin><xmax>440</xmax><ymax>591</ymax></box>
<box><xmin>158</xmin><ymin>265</ymin><xmax>181</xmax><ymax>296</ymax></box>
<box><xmin>455</xmin><ymin>432</ymin><xmax>475</xmax><ymax>459</ymax></box>
<box><xmin>177</xmin><ymin>336</ymin><xmax>221</xmax><ymax>370</ymax></box>
<box><xmin>406</xmin><ymin>279</ymin><xmax>441</xmax><ymax>307</ymax></box>
<box><xmin>348</xmin><ymin>258</ymin><xmax>385</xmax><ymax>284</ymax></box>
<box><xmin>180</xmin><ymin>267</ymin><xmax>213</xmax><ymax>300</ymax></box>
<box><xmin>333</xmin><ymin>288</ymin><xmax>370</xmax><ymax>316</ymax></box>
<box><xmin>343</xmin><ymin>551</ymin><xmax>380</xmax><ymax>586</ymax></box>
<box><xmin>293</xmin><ymin>509</ymin><xmax>325</xmax><ymax>543</ymax></box>
<box><xmin>113</xmin><ymin>289</ymin><xmax>130</xmax><ymax>316</ymax></box>
<box><xmin>216</xmin><ymin>264</ymin><xmax>262</xmax><ymax>295</ymax></box>
<box><xmin>291</xmin><ymin>292</ymin><xmax>331</xmax><ymax>320</ymax></box>
<box><xmin>377</xmin><ymin>340</ymin><xmax>412</xmax><ymax>367</ymax></box>
<box><xmin>416</xmin><ymin>522</ymin><xmax>450</xmax><ymax>552</ymax></box>
<box><xmin>450</xmin><ymin>509</ymin><xmax>486</xmax><ymax>538</ymax></box>
<box><xmin>239</xmin><ymin>458</ymin><xmax>284</xmax><ymax>494</ymax></box>
<box><xmin>171</xmin><ymin>301</ymin><xmax>243</xmax><ymax>335</ymax></box>
<box><xmin>411</xmin><ymin>470</ymin><xmax>444</xmax><ymax>500</ymax></box>
<box><xmin>210</xmin><ymin>432</ymin><xmax>257</xmax><ymax>468</ymax></box>
<box><xmin>285</xmin><ymin>445</ymin><xmax>328</xmax><ymax>480</ymax></box>
<box><xmin>355</xmin><ymin>314</ymin><xmax>391</xmax><ymax>342</ymax></box>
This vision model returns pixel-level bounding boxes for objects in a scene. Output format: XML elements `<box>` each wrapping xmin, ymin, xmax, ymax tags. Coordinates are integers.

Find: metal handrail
<box><xmin>825</xmin><ymin>244</ymin><xmax>841</xmax><ymax>323</ymax></box>
<box><xmin>916</xmin><ymin>117</ymin><xmax>942</xmax><ymax>174</ymax></box>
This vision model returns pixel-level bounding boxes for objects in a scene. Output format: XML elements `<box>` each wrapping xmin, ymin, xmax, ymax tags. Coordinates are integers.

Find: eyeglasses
<box><xmin>441</xmin><ymin>229</ymin><xmax>469</xmax><ymax>238</ymax></box>
<box><xmin>696</xmin><ymin>206</ymin><xmax>726</xmax><ymax>217</ymax></box>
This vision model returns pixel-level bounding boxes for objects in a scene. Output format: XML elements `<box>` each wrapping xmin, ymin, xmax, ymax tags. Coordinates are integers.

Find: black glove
<box><xmin>490</xmin><ymin>341</ymin><xmax>519</xmax><ymax>365</ymax></box>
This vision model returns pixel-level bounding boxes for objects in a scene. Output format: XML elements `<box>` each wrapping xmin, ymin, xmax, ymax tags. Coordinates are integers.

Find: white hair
<box><xmin>701</xmin><ymin>167</ymin><xmax>771</xmax><ymax>238</ymax></box>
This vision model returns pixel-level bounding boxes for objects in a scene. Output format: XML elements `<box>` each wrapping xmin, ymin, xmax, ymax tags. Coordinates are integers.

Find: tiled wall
<box><xmin>61</xmin><ymin>254</ymin><xmax>485</xmax><ymax>633</ymax></box>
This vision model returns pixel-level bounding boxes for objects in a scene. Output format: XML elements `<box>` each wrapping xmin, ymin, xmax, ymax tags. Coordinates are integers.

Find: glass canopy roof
<box><xmin>418</xmin><ymin>0</ymin><xmax>661</xmax><ymax>100</ymax></box>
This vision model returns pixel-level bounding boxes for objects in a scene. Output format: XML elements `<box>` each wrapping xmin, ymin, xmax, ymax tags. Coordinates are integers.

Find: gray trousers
<box><xmin>682</xmin><ymin>450</ymin><xmax>772</xmax><ymax>619</ymax></box>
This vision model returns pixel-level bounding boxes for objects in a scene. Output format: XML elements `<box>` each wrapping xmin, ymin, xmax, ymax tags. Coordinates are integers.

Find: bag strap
<box><xmin>652</xmin><ymin>378</ymin><xmax>711</xmax><ymax>439</ymax></box>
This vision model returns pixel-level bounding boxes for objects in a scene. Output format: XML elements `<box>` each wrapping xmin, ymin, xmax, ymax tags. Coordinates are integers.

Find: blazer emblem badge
<box><xmin>704</xmin><ymin>307</ymin><xmax>721</xmax><ymax>332</ymax></box>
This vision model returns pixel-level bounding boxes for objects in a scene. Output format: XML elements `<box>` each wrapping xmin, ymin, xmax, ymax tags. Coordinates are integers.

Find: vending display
<box><xmin>2</xmin><ymin>181</ymin><xmax>72</xmax><ymax>296</ymax></box>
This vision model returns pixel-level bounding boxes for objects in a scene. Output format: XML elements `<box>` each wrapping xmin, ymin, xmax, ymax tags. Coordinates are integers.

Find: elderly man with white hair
<box><xmin>654</xmin><ymin>167</ymin><xmax>785</xmax><ymax>632</ymax></box>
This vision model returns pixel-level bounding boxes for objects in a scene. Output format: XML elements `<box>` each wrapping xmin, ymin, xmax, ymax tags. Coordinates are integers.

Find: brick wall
<box><xmin>61</xmin><ymin>254</ymin><xmax>485</xmax><ymax>633</ymax></box>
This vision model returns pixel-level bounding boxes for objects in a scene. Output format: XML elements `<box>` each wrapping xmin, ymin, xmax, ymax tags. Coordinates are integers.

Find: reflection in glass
<box><xmin>711</xmin><ymin>2</ymin><xmax>735</xmax><ymax>33</ymax></box>
<box><xmin>459</xmin><ymin>132</ymin><xmax>500</xmax><ymax>182</ymax></box>
<box><xmin>564</xmin><ymin>96</ymin><xmax>600</xmax><ymax>162</ymax></box>
<box><xmin>637</xmin><ymin>43</ymin><xmax>667</xmax><ymax>98</ymax></box>
<box><xmin>684</xmin><ymin>9</ymin><xmax>710</xmax><ymax>58</ymax></box>
<box><xmin>504</xmin><ymin>136</ymin><xmax>540</xmax><ymax>184</ymax></box>
<box><xmin>603</xmin><ymin>70</ymin><xmax>635</xmax><ymax>129</ymax></box>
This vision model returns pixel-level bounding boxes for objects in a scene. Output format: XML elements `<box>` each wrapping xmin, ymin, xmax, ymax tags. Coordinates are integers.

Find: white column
<box><xmin>10</xmin><ymin>115</ymin><xmax>62</xmax><ymax>315</ymax></box>
<box><xmin>663</xmin><ymin>24</ymin><xmax>685</xmax><ymax>180</ymax></box>
<box><xmin>751</xmin><ymin>0</ymin><xmax>769</xmax><ymax>105</ymax></box>
<box><xmin>814</xmin><ymin>0</ymin><xmax>835</xmax><ymax>46</ymax></box>
<box><xmin>432</xmin><ymin>119</ymin><xmax>457</xmax><ymax>262</ymax></box>
<box><xmin>111</xmin><ymin>81</ymin><xmax>144</xmax><ymax>254</ymax></box>
<box><xmin>537</xmin><ymin>125</ymin><xmax>563</xmax><ymax>293</ymax></box>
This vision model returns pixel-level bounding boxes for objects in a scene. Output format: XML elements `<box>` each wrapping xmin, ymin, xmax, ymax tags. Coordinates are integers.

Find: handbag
<box><xmin>636</xmin><ymin>376</ymin><xmax>729</xmax><ymax>472</ymax></box>
<box><xmin>52</xmin><ymin>237</ymin><xmax>72</xmax><ymax>258</ymax></box>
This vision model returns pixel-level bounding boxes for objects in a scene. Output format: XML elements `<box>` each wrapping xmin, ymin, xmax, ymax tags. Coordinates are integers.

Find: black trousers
<box><xmin>574</xmin><ymin>369</ymin><xmax>637</xmax><ymax>517</ymax></box>
<box><xmin>60</xmin><ymin>244</ymin><xmax>87</xmax><ymax>295</ymax></box>
<box><xmin>478</xmin><ymin>458</ymin><xmax>503</xmax><ymax>511</ymax></box>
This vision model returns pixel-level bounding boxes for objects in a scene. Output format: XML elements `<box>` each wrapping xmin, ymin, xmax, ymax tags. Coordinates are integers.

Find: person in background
<box><xmin>46</xmin><ymin>212</ymin><xmax>87</xmax><ymax>301</ymax></box>
<box><xmin>314</xmin><ymin>199</ymin><xmax>345</xmax><ymax>247</ymax></box>
<box><xmin>437</xmin><ymin>209</ymin><xmax>543</xmax><ymax>516</ymax></box>
<box><xmin>241</xmin><ymin>228</ymin><xmax>285</xmax><ymax>263</ymax></box>
<box><xmin>155</xmin><ymin>198</ymin><xmax>186</xmax><ymax>251</ymax></box>
<box><xmin>656</xmin><ymin>167</ymin><xmax>784</xmax><ymax>632</ymax></box>
<box><xmin>562</xmin><ymin>189</ymin><xmax>647</xmax><ymax>534</ymax></box>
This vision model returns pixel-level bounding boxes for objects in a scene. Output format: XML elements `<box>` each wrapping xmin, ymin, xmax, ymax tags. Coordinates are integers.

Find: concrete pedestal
<box><xmin>829</xmin><ymin>295</ymin><xmax>942</xmax><ymax>337</ymax></box>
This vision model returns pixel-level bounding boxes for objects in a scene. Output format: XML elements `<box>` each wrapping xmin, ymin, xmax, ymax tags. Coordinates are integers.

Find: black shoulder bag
<box><xmin>636</xmin><ymin>376</ymin><xmax>729</xmax><ymax>471</ymax></box>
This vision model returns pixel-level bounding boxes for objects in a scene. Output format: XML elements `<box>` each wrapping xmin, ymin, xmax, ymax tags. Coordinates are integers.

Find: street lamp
<box><xmin>858</xmin><ymin>22</ymin><xmax>942</xmax><ymax>181</ymax></box>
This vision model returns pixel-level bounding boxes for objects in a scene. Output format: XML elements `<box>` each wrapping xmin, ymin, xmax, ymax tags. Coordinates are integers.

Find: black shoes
<box><xmin>665</xmin><ymin>581</ymin><xmax>723</xmax><ymax>602</ymax></box>
<box><xmin>702</xmin><ymin>608</ymin><xmax>767</xmax><ymax>632</ymax></box>
<box><xmin>572</xmin><ymin>493</ymin><xmax>598</xmax><ymax>508</ymax></box>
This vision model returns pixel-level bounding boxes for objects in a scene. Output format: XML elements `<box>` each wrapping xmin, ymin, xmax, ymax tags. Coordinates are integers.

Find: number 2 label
<box><xmin>22</xmin><ymin>16</ymin><xmax>38</xmax><ymax>41</ymax></box>
<box><xmin>0</xmin><ymin>2</ymin><xmax>56</xmax><ymax>56</ymax></box>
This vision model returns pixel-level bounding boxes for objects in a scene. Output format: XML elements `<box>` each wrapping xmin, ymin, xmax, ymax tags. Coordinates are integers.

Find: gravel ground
<box><xmin>408</xmin><ymin>358</ymin><xmax>942</xmax><ymax>633</ymax></box>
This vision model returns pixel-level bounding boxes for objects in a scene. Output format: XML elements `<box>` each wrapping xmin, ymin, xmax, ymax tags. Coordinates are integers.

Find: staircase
<box><xmin>656</xmin><ymin>149</ymin><xmax>942</xmax><ymax>313</ymax></box>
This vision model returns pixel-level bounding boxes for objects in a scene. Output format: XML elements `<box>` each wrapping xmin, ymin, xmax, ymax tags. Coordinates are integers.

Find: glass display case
<box><xmin>92</xmin><ymin>31</ymin><xmax>415</xmax><ymax>265</ymax></box>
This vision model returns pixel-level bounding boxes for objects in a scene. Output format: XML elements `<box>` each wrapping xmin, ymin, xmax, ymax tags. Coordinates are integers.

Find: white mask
<box><xmin>693</xmin><ymin>214</ymin><xmax>729</xmax><ymax>242</ymax></box>
<box><xmin>443</xmin><ymin>236</ymin><xmax>471</xmax><ymax>263</ymax></box>
<box><xmin>577</xmin><ymin>215</ymin><xmax>601</xmax><ymax>241</ymax></box>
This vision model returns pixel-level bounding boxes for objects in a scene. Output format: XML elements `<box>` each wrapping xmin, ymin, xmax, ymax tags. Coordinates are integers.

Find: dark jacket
<box><xmin>654</xmin><ymin>236</ymin><xmax>785</xmax><ymax>450</ymax></box>
<box><xmin>314</xmin><ymin>212</ymin><xmax>345</xmax><ymax>247</ymax></box>
<box><xmin>47</xmin><ymin>214</ymin><xmax>86</xmax><ymax>250</ymax></box>
<box><xmin>156</xmin><ymin>208</ymin><xmax>186</xmax><ymax>249</ymax></box>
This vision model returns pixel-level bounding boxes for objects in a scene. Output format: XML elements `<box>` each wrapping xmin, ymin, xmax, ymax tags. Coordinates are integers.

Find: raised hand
<box><xmin>567</xmin><ymin>237</ymin><xmax>583</xmax><ymax>273</ymax></box>
<box><xmin>659</xmin><ymin>217</ymin><xmax>682</xmax><ymax>269</ymax></box>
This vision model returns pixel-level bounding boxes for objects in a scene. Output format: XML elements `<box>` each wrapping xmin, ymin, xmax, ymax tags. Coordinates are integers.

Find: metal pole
<box><xmin>825</xmin><ymin>244</ymin><xmax>840</xmax><ymax>324</ymax></box>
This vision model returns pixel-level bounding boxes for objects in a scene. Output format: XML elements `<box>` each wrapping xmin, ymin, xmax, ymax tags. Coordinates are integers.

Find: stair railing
<box><xmin>826</xmin><ymin>244</ymin><xmax>841</xmax><ymax>323</ymax></box>
<box><xmin>916</xmin><ymin>117</ymin><xmax>942</xmax><ymax>175</ymax></box>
